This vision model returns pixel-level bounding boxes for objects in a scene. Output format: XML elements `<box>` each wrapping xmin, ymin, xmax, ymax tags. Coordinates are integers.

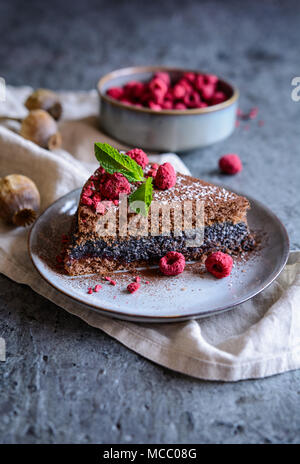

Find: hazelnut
<box><xmin>20</xmin><ymin>110</ymin><xmax>62</xmax><ymax>150</ymax></box>
<box><xmin>0</xmin><ymin>174</ymin><xmax>40</xmax><ymax>227</ymax></box>
<box><xmin>25</xmin><ymin>89</ymin><xmax>62</xmax><ymax>120</ymax></box>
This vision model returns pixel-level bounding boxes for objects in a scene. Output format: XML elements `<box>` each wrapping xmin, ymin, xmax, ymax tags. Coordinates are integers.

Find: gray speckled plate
<box><xmin>28</xmin><ymin>189</ymin><xmax>289</xmax><ymax>323</ymax></box>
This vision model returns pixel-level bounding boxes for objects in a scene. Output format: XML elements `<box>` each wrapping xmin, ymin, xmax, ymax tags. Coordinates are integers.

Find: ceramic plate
<box><xmin>28</xmin><ymin>189</ymin><xmax>289</xmax><ymax>323</ymax></box>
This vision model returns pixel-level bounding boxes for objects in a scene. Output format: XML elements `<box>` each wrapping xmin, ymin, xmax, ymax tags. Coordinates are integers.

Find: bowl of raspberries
<box><xmin>97</xmin><ymin>66</ymin><xmax>239</xmax><ymax>152</ymax></box>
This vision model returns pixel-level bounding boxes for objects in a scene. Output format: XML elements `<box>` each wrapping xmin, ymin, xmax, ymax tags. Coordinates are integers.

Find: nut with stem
<box><xmin>25</xmin><ymin>88</ymin><xmax>62</xmax><ymax>120</ymax></box>
<box><xmin>20</xmin><ymin>109</ymin><xmax>62</xmax><ymax>150</ymax></box>
<box><xmin>0</xmin><ymin>174</ymin><xmax>40</xmax><ymax>227</ymax></box>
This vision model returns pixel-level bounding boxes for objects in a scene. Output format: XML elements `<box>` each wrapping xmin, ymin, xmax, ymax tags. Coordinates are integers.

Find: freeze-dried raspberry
<box><xmin>205</xmin><ymin>252</ymin><xmax>233</xmax><ymax>279</ymax></box>
<box><xmin>82</xmin><ymin>186</ymin><xmax>93</xmax><ymax>197</ymax></box>
<box><xmin>149</xmin><ymin>77</ymin><xmax>168</xmax><ymax>95</ymax></box>
<box><xmin>135</xmin><ymin>276</ymin><xmax>141</xmax><ymax>283</ymax></box>
<box><xmin>161</xmin><ymin>100</ymin><xmax>173</xmax><ymax>110</ymax></box>
<box><xmin>184</xmin><ymin>91</ymin><xmax>201</xmax><ymax>108</ymax></box>
<box><xmin>159</xmin><ymin>251</ymin><xmax>186</xmax><ymax>276</ymax></box>
<box><xmin>194</xmin><ymin>74</ymin><xmax>205</xmax><ymax>91</ymax></box>
<box><xmin>124</xmin><ymin>81</ymin><xmax>141</xmax><ymax>97</ymax></box>
<box><xmin>140</xmin><ymin>89</ymin><xmax>152</xmax><ymax>104</ymax></box>
<box><xmin>146</xmin><ymin>162</ymin><xmax>159</xmax><ymax>178</ymax></box>
<box><xmin>148</xmin><ymin>101</ymin><xmax>162</xmax><ymax>111</ymax></box>
<box><xmin>155</xmin><ymin>163</ymin><xmax>176</xmax><ymax>190</ymax></box>
<box><xmin>93</xmin><ymin>194</ymin><xmax>112</xmax><ymax>214</ymax></box>
<box><xmin>107</xmin><ymin>87</ymin><xmax>124</xmax><ymax>100</ymax></box>
<box><xmin>154</xmin><ymin>72</ymin><xmax>171</xmax><ymax>86</ymax></box>
<box><xmin>211</xmin><ymin>91</ymin><xmax>227</xmax><ymax>105</ymax></box>
<box><xmin>219</xmin><ymin>154</ymin><xmax>242</xmax><ymax>175</ymax></box>
<box><xmin>100</xmin><ymin>172</ymin><xmax>131</xmax><ymax>200</ymax></box>
<box><xmin>127</xmin><ymin>282</ymin><xmax>140</xmax><ymax>293</ymax></box>
<box><xmin>96</xmin><ymin>167</ymin><xmax>106</xmax><ymax>176</ymax></box>
<box><xmin>249</xmin><ymin>107</ymin><xmax>258</xmax><ymax>119</ymax></box>
<box><xmin>92</xmin><ymin>193</ymin><xmax>102</xmax><ymax>204</ymax></box>
<box><xmin>182</xmin><ymin>72</ymin><xmax>196</xmax><ymax>83</ymax></box>
<box><xmin>174</xmin><ymin>102</ymin><xmax>187</xmax><ymax>110</ymax></box>
<box><xmin>204</xmin><ymin>74</ymin><xmax>218</xmax><ymax>85</ymax></box>
<box><xmin>87</xmin><ymin>287</ymin><xmax>93</xmax><ymax>294</ymax></box>
<box><xmin>173</xmin><ymin>84</ymin><xmax>186</xmax><ymax>99</ymax></box>
<box><xmin>94</xmin><ymin>284</ymin><xmax>102</xmax><ymax>292</ymax></box>
<box><xmin>81</xmin><ymin>195</ymin><xmax>93</xmax><ymax>206</ymax></box>
<box><xmin>201</xmin><ymin>84</ymin><xmax>215</xmax><ymax>101</ymax></box>
<box><xmin>124</xmin><ymin>81</ymin><xmax>145</xmax><ymax>100</ymax></box>
<box><xmin>165</xmin><ymin>90</ymin><xmax>174</xmax><ymax>101</ymax></box>
<box><xmin>126</xmin><ymin>148</ymin><xmax>149</xmax><ymax>169</ymax></box>
<box><xmin>151</xmin><ymin>88</ymin><xmax>166</xmax><ymax>104</ymax></box>
<box><xmin>177</xmin><ymin>78</ymin><xmax>193</xmax><ymax>94</ymax></box>
<box><xmin>146</xmin><ymin>168</ymin><xmax>158</xmax><ymax>178</ymax></box>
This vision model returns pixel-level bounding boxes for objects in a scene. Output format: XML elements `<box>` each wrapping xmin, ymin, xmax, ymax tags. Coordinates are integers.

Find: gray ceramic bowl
<box><xmin>97</xmin><ymin>66</ymin><xmax>239</xmax><ymax>152</ymax></box>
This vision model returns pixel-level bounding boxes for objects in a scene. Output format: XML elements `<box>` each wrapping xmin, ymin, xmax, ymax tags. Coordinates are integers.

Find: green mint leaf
<box><xmin>94</xmin><ymin>143</ymin><xmax>144</xmax><ymax>183</ymax></box>
<box><xmin>129</xmin><ymin>177</ymin><xmax>153</xmax><ymax>216</ymax></box>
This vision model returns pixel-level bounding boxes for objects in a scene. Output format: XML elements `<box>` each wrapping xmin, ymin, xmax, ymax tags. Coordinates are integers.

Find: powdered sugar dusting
<box><xmin>153</xmin><ymin>173</ymin><xmax>237</xmax><ymax>204</ymax></box>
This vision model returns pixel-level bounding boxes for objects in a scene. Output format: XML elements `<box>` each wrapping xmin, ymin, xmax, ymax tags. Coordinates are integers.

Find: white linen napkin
<box><xmin>1</xmin><ymin>86</ymin><xmax>299</xmax><ymax>381</ymax></box>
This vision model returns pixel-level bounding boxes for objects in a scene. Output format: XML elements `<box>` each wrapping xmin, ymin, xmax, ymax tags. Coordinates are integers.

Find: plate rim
<box><xmin>28</xmin><ymin>188</ymin><xmax>290</xmax><ymax>323</ymax></box>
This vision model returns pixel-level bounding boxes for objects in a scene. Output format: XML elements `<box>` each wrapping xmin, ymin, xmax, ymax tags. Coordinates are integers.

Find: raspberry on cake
<box><xmin>154</xmin><ymin>163</ymin><xmax>176</xmax><ymax>190</ymax></box>
<box><xmin>99</xmin><ymin>172</ymin><xmax>131</xmax><ymax>200</ymax></box>
<box><xmin>64</xmin><ymin>143</ymin><xmax>255</xmax><ymax>276</ymax></box>
<box><xmin>125</xmin><ymin>148</ymin><xmax>149</xmax><ymax>169</ymax></box>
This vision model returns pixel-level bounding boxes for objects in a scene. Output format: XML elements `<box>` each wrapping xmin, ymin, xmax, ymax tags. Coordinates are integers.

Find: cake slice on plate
<box><xmin>64</xmin><ymin>144</ymin><xmax>255</xmax><ymax>276</ymax></box>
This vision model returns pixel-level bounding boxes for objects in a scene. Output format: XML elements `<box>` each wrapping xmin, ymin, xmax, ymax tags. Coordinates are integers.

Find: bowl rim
<box><xmin>97</xmin><ymin>65</ymin><xmax>239</xmax><ymax>116</ymax></box>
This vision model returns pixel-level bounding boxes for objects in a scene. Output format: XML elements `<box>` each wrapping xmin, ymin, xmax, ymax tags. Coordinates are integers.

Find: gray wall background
<box><xmin>0</xmin><ymin>0</ymin><xmax>300</xmax><ymax>444</ymax></box>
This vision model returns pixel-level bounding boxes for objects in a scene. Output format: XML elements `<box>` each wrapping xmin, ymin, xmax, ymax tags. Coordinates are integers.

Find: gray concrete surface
<box><xmin>0</xmin><ymin>0</ymin><xmax>300</xmax><ymax>444</ymax></box>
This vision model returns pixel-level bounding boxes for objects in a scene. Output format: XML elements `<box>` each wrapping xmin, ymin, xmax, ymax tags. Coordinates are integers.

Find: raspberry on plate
<box><xmin>127</xmin><ymin>282</ymin><xmax>140</xmax><ymax>293</ymax></box>
<box><xmin>205</xmin><ymin>251</ymin><xmax>233</xmax><ymax>279</ymax></box>
<box><xmin>159</xmin><ymin>251</ymin><xmax>186</xmax><ymax>276</ymax></box>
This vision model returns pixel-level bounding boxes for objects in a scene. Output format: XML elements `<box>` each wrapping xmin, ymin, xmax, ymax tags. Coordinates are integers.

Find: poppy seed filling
<box><xmin>68</xmin><ymin>221</ymin><xmax>254</xmax><ymax>263</ymax></box>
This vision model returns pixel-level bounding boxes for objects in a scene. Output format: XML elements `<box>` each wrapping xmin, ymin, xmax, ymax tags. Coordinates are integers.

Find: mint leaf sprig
<box><xmin>94</xmin><ymin>142</ymin><xmax>145</xmax><ymax>183</ymax></box>
<box><xmin>94</xmin><ymin>142</ymin><xmax>153</xmax><ymax>216</ymax></box>
<box><xmin>129</xmin><ymin>177</ymin><xmax>153</xmax><ymax>217</ymax></box>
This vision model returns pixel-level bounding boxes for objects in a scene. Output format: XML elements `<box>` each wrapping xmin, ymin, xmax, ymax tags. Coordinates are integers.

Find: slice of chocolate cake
<box><xmin>64</xmin><ymin>144</ymin><xmax>254</xmax><ymax>276</ymax></box>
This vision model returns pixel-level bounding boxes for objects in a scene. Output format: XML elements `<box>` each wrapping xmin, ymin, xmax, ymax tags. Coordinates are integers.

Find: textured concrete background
<box><xmin>0</xmin><ymin>0</ymin><xmax>300</xmax><ymax>444</ymax></box>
